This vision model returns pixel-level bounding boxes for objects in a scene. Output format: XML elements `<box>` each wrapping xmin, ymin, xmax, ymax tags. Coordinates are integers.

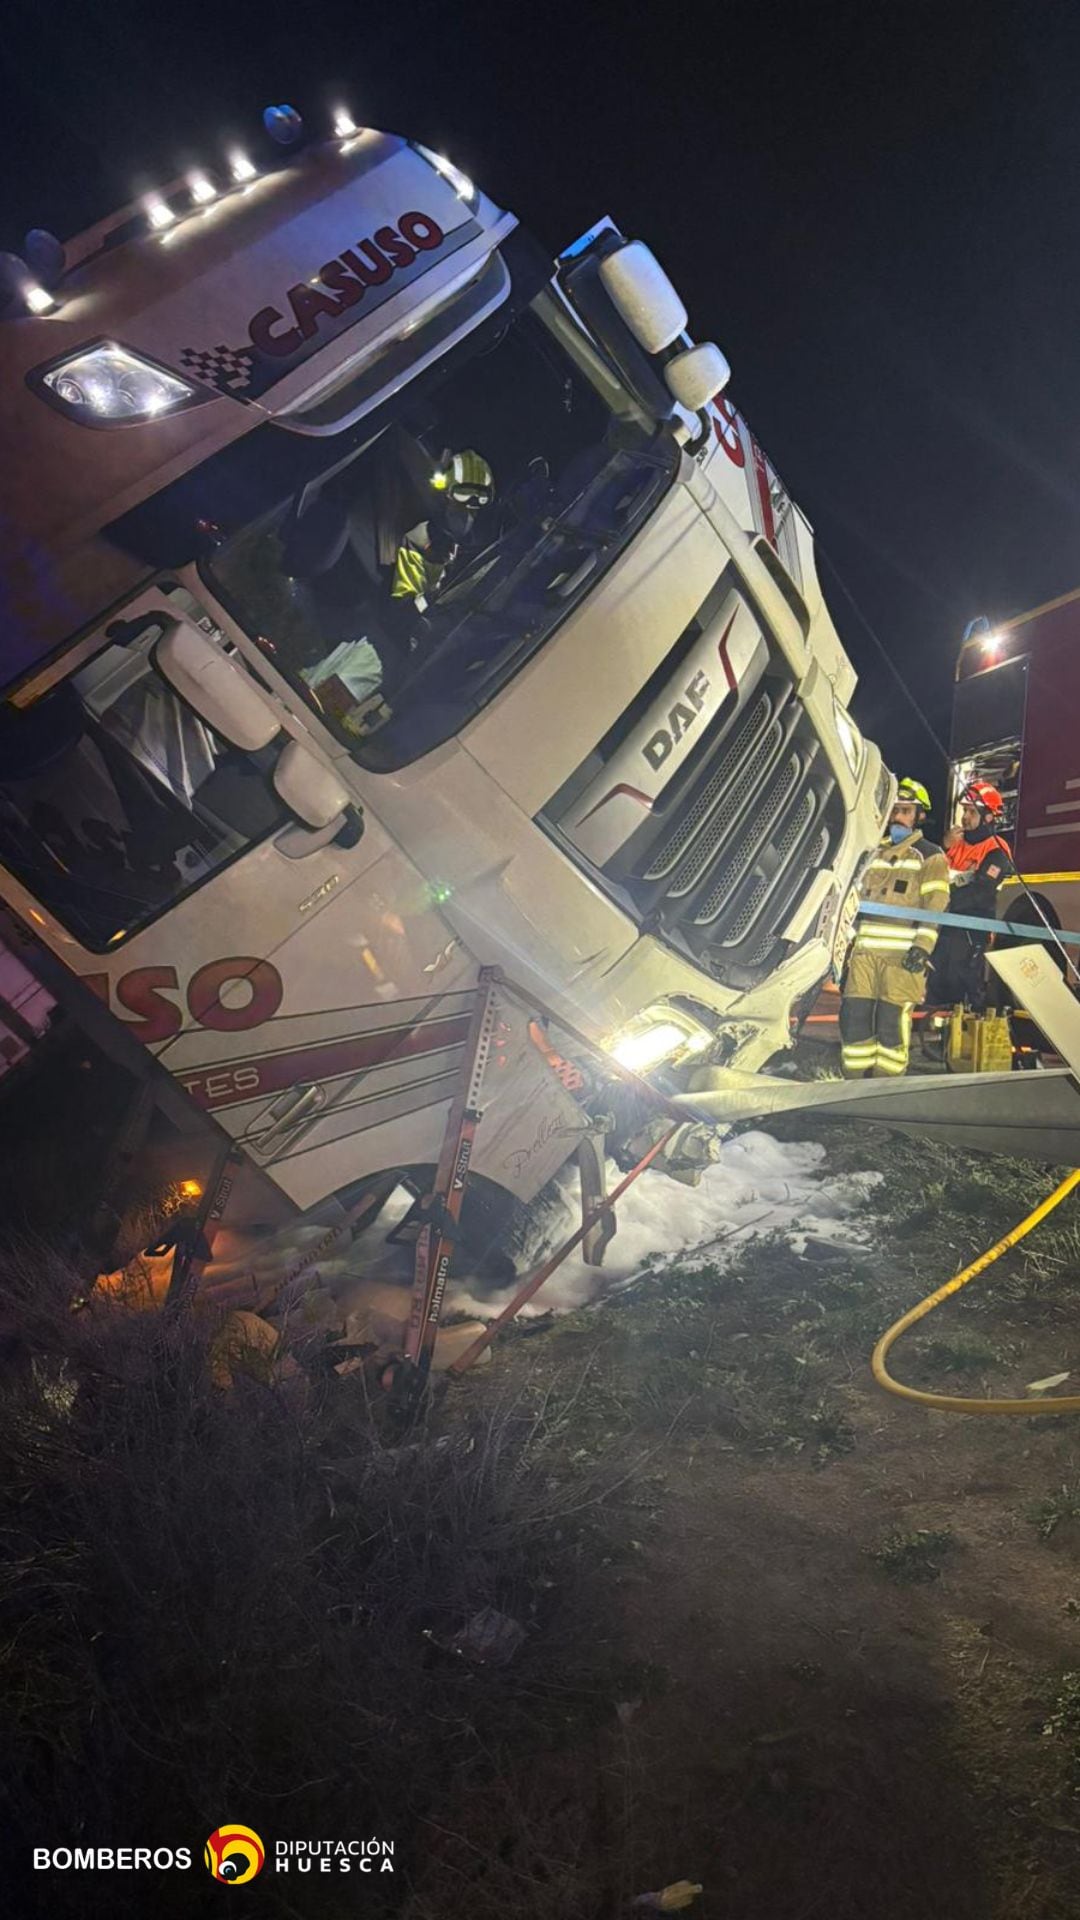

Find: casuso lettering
<box><xmin>248</xmin><ymin>212</ymin><xmax>447</xmax><ymax>357</ymax></box>
<box><xmin>81</xmin><ymin>959</ymin><xmax>284</xmax><ymax>1044</ymax></box>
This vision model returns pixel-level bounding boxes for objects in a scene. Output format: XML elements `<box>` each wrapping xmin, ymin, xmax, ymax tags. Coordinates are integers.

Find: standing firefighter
<box><xmin>932</xmin><ymin>780</ymin><xmax>1014</xmax><ymax>1009</ymax></box>
<box><xmin>840</xmin><ymin>778</ymin><xmax>950</xmax><ymax>1077</ymax></box>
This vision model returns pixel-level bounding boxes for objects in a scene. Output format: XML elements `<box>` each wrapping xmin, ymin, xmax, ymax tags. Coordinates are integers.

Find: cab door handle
<box><xmin>247</xmin><ymin>1083</ymin><xmax>326</xmax><ymax>1155</ymax></box>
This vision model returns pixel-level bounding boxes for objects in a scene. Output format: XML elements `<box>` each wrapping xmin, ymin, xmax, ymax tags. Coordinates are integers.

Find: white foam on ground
<box><xmin>205</xmin><ymin>1132</ymin><xmax>880</xmax><ymax>1323</ymax></box>
<box><xmin>449</xmin><ymin>1130</ymin><xmax>881</xmax><ymax>1318</ymax></box>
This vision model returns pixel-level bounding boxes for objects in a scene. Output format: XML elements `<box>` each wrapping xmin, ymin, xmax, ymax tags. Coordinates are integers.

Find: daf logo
<box><xmin>642</xmin><ymin>671</ymin><xmax>710</xmax><ymax>771</ymax></box>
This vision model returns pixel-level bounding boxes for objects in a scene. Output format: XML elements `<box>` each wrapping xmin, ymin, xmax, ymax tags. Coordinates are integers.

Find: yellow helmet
<box><xmin>430</xmin><ymin>449</ymin><xmax>494</xmax><ymax>510</ymax></box>
<box><xmin>896</xmin><ymin>776</ymin><xmax>931</xmax><ymax>812</ymax></box>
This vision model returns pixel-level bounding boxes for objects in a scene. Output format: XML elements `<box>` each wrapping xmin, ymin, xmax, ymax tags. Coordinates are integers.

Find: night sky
<box><xmin>3</xmin><ymin>0</ymin><xmax>1076</xmax><ymax>818</ymax></box>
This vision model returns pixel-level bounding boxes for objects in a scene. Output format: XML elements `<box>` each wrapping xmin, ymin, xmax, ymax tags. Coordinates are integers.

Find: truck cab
<box><xmin>0</xmin><ymin>111</ymin><xmax>889</xmax><ymax>1224</ymax></box>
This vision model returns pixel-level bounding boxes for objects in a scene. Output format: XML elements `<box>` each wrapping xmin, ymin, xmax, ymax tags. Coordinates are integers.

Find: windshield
<box><xmin>0</xmin><ymin>620</ymin><xmax>284</xmax><ymax>951</ymax></box>
<box><xmin>207</xmin><ymin>289</ymin><xmax>678</xmax><ymax>771</ymax></box>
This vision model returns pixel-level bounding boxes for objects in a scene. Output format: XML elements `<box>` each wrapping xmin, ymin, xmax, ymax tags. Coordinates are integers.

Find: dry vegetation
<box><xmin>0</xmin><ymin>1237</ymin><xmax>632</xmax><ymax>1918</ymax></box>
<box><xmin>5</xmin><ymin>1119</ymin><xmax>1080</xmax><ymax>1916</ymax></box>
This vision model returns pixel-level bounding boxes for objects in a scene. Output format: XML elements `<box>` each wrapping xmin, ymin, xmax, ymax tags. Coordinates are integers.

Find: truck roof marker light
<box><xmin>229</xmin><ymin>149</ymin><xmax>257</xmax><ymax>184</ymax></box>
<box><xmin>413</xmin><ymin>142</ymin><xmax>477</xmax><ymax>206</ymax></box>
<box><xmin>188</xmin><ymin>172</ymin><xmax>217</xmax><ymax>206</ymax></box>
<box><xmin>24</xmin><ymin>282</ymin><xmax>58</xmax><ymax>315</ymax></box>
<box><xmin>146</xmin><ymin>196</ymin><xmax>175</xmax><ymax>231</ymax></box>
<box><xmin>264</xmin><ymin>103</ymin><xmax>304</xmax><ymax>147</ymax></box>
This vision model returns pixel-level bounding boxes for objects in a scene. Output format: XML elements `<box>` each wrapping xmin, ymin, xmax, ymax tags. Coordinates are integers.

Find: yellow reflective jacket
<box><xmin>853</xmin><ymin>831</ymin><xmax>951</xmax><ymax>958</ymax></box>
<box><xmin>391</xmin><ymin>532</ymin><xmax>445</xmax><ymax>603</ymax></box>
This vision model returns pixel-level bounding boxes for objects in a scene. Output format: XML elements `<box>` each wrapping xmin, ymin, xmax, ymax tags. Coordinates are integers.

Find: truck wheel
<box><xmin>332</xmin><ymin>1167</ymin><xmax>523</xmax><ymax>1287</ymax></box>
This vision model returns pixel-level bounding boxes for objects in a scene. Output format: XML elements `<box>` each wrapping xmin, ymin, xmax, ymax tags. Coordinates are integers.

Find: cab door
<box><xmin>0</xmin><ymin>613</ymin><xmax>478</xmax><ymax>1212</ymax></box>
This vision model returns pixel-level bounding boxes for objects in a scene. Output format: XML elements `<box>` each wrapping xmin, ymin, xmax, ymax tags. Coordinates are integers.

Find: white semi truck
<box><xmin>0</xmin><ymin>105</ymin><xmax>890</xmax><ymax>1264</ymax></box>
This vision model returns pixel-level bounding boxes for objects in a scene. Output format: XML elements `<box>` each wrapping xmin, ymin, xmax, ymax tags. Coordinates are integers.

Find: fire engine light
<box><xmin>982</xmin><ymin>632</ymin><xmax>1002</xmax><ymax>657</ymax></box>
<box><xmin>188</xmin><ymin>172</ymin><xmax>217</xmax><ymax>205</ymax></box>
<box><xmin>228</xmin><ymin>149</ymin><xmax>257</xmax><ymax>184</ymax></box>
<box><xmin>146</xmin><ymin>196</ymin><xmax>175</xmax><ymax>230</ymax></box>
<box><xmin>333</xmin><ymin>107</ymin><xmax>357</xmax><ymax>140</ymax></box>
<box><xmin>413</xmin><ymin>143</ymin><xmax>477</xmax><ymax>206</ymax></box>
<box><xmin>24</xmin><ymin>282</ymin><xmax>58</xmax><ymax>315</ymax></box>
<box><xmin>41</xmin><ymin>344</ymin><xmax>196</xmax><ymax>424</ymax></box>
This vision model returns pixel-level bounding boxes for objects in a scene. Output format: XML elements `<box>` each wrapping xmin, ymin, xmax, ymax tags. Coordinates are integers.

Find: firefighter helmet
<box><xmin>430</xmin><ymin>449</ymin><xmax>495</xmax><ymax>511</ymax></box>
<box><xmin>963</xmin><ymin>779</ymin><xmax>1004</xmax><ymax>817</ymax></box>
<box><xmin>896</xmin><ymin>777</ymin><xmax>931</xmax><ymax>812</ymax></box>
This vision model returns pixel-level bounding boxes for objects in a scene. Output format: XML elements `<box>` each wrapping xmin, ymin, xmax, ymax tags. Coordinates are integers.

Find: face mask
<box><xmin>888</xmin><ymin>822</ymin><xmax>910</xmax><ymax>843</ymax></box>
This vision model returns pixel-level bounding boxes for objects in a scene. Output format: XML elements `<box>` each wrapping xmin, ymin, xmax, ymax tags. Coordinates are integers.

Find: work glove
<box><xmin>902</xmin><ymin>945</ymin><xmax>931</xmax><ymax>975</ymax></box>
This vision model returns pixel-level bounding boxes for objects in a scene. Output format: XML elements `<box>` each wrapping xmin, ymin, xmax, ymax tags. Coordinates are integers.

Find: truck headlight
<box><xmin>38</xmin><ymin>343</ymin><xmax>197</xmax><ymax>425</ymax></box>
<box><xmin>608</xmin><ymin>1007</ymin><xmax>713</xmax><ymax>1073</ymax></box>
<box><xmin>832</xmin><ymin>693</ymin><xmax>863</xmax><ymax>776</ymax></box>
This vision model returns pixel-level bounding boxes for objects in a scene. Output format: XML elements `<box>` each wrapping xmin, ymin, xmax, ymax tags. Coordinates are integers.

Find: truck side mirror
<box><xmin>272</xmin><ymin>739</ymin><xmax>350</xmax><ymax>830</ymax></box>
<box><xmin>154</xmin><ymin>618</ymin><xmax>281</xmax><ymax>751</ymax></box>
<box><xmin>599</xmin><ymin>241</ymin><xmax>688</xmax><ymax>353</ymax></box>
<box><xmin>664</xmin><ymin>342</ymin><xmax>730</xmax><ymax>412</ymax></box>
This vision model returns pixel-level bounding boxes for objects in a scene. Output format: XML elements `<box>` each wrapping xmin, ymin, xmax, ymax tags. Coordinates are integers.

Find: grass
<box><xmin>869</xmin><ymin>1527</ymin><xmax>955</xmax><ymax>1584</ymax></box>
<box><xmin>911</xmin><ymin>1334</ymin><xmax>1008</xmax><ymax>1374</ymax></box>
<box><xmin>1043</xmin><ymin>1672</ymin><xmax>1080</xmax><ymax>1792</ymax></box>
<box><xmin>1030</xmin><ymin>1486</ymin><xmax>1080</xmax><ymax>1540</ymax></box>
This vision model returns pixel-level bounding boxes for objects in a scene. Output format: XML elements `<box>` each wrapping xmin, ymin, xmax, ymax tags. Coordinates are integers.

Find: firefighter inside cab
<box><xmin>290</xmin><ymin>442</ymin><xmax>496</xmax><ymax>729</ymax></box>
<box><xmin>390</xmin><ymin>449</ymin><xmax>496</xmax><ymax>613</ymax></box>
<box><xmin>840</xmin><ymin>778</ymin><xmax>950</xmax><ymax>1077</ymax></box>
<box><xmin>931</xmin><ymin>781</ymin><xmax>1014</xmax><ymax>1010</ymax></box>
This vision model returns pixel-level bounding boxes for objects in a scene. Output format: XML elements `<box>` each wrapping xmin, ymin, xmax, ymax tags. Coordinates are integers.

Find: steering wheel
<box><xmin>428</xmin><ymin>528</ymin><xmax>523</xmax><ymax>609</ymax></box>
<box><xmin>503</xmin><ymin>456</ymin><xmax>553</xmax><ymax>526</ymax></box>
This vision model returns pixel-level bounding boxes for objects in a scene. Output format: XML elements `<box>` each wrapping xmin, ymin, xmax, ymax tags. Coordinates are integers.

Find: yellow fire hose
<box><xmin>872</xmin><ymin>1168</ymin><xmax>1080</xmax><ymax>1415</ymax></box>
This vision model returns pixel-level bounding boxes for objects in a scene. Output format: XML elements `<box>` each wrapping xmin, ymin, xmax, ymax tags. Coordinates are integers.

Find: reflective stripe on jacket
<box><xmin>391</xmin><ymin>542</ymin><xmax>437</xmax><ymax>601</ymax></box>
<box><xmin>853</xmin><ymin>832</ymin><xmax>951</xmax><ymax>956</ymax></box>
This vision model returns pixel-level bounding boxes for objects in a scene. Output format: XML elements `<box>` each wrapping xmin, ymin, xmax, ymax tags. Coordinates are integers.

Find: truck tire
<box><xmin>332</xmin><ymin>1165</ymin><xmax>525</xmax><ymax>1287</ymax></box>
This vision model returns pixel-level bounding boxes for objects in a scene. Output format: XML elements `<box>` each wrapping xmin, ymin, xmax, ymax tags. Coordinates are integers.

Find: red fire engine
<box><xmin>952</xmin><ymin>591</ymin><xmax>1080</xmax><ymax>944</ymax></box>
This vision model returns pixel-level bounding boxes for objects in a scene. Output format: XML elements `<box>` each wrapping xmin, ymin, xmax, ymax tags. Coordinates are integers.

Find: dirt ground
<box><xmin>7</xmin><ymin>1084</ymin><xmax>1080</xmax><ymax>1918</ymax></box>
<box><xmin>425</xmin><ymin>1117</ymin><xmax>1080</xmax><ymax>1918</ymax></box>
